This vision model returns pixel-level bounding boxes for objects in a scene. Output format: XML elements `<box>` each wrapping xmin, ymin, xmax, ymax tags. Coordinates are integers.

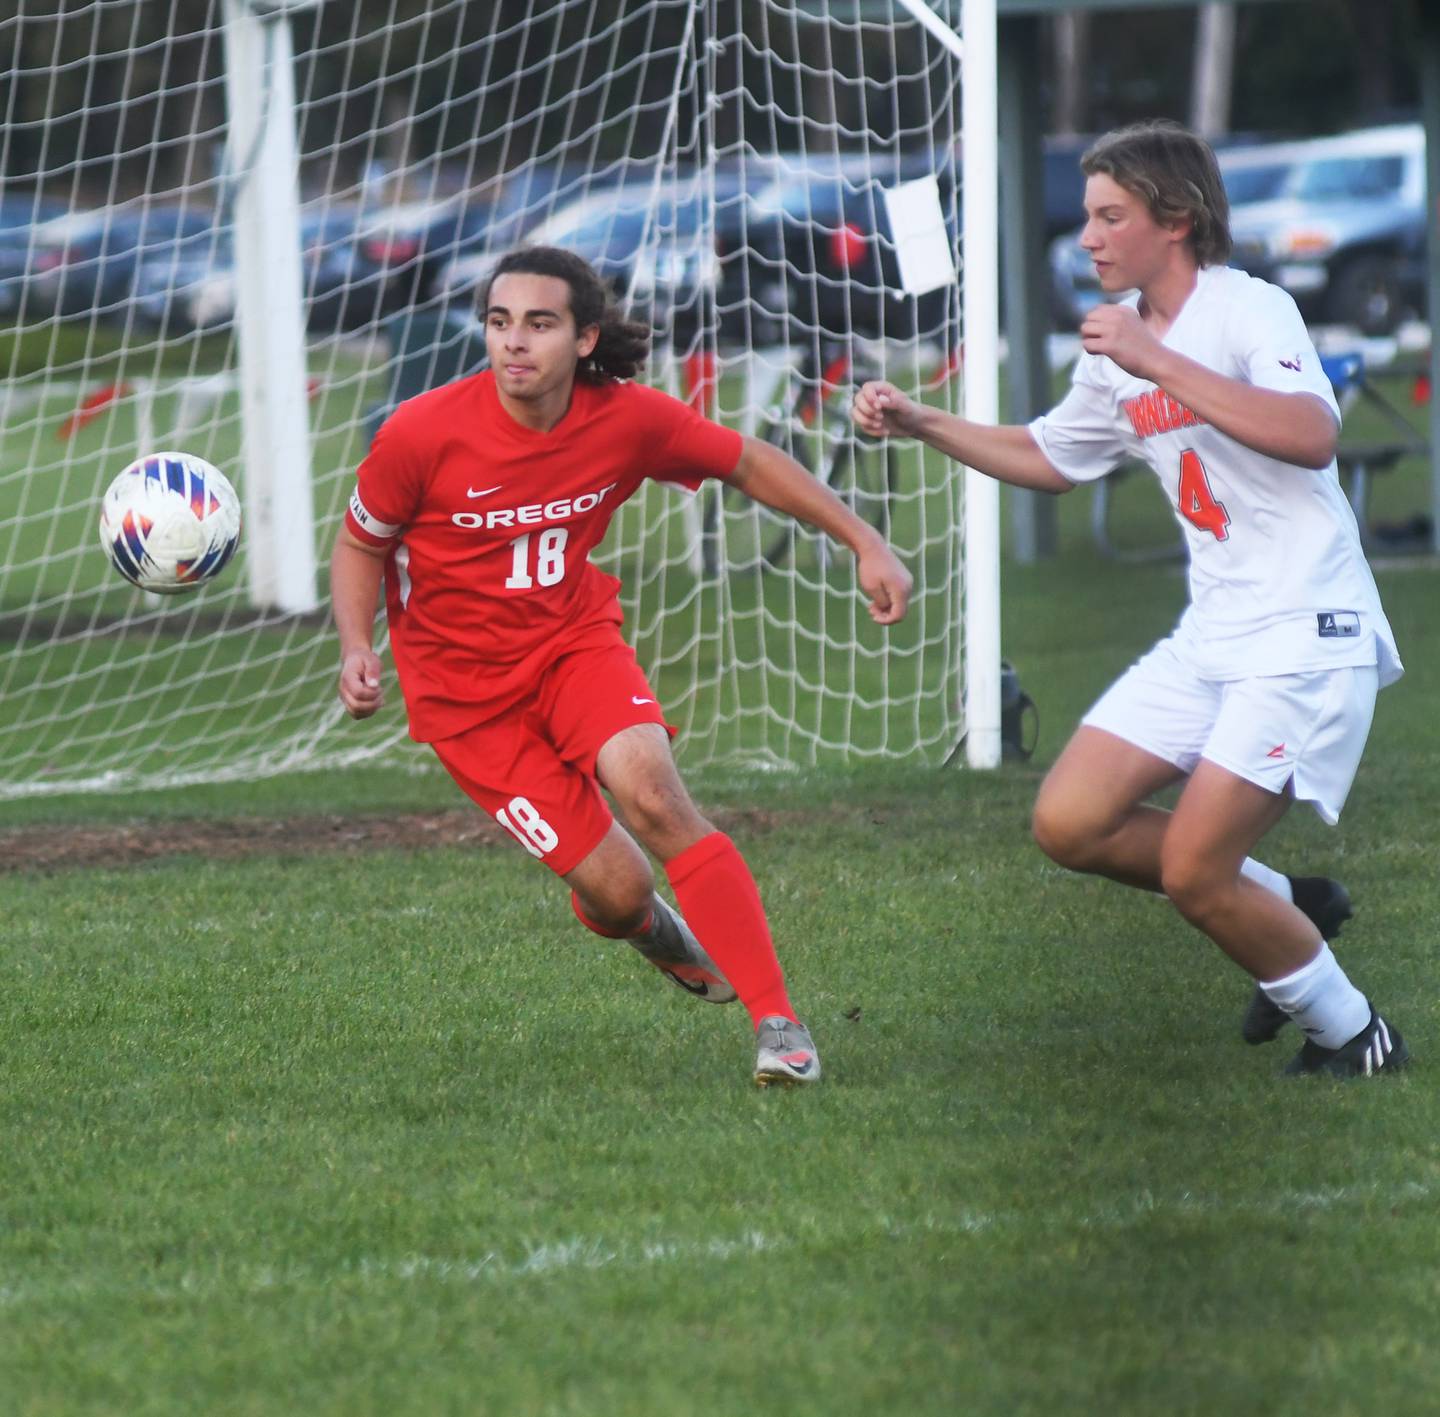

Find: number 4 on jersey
<box><xmin>1178</xmin><ymin>450</ymin><xmax>1230</xmax><ymax>540</ymax></box>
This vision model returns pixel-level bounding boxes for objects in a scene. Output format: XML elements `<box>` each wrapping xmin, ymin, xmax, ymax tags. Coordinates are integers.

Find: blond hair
<box><xmin>1082</xmin><ymin>121</ymin><xmax>1232</xmax><ymax>266</ymax></box>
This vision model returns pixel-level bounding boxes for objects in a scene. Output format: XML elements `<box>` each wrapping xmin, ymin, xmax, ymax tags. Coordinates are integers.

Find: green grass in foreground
<box><xmin>0</xmin><ymin>449</ymin><xmax>1436</xmax><ymax>1415</ymax></box>
<box><xmin>1</xmin><ymin>757</ymin><xmax>1437</xmax><ymax>1417</ymax></box>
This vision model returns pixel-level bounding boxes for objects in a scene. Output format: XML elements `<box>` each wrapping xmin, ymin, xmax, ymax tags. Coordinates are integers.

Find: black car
<box><xmin>736</xmin><ymin>152</ymin><xmax>958</xmax><ymax>347</ymax></box>
<box><xmin>338</xmin><ymin>194</ymin><xmax>499</xmax><ymax>326</ymax></box>
<box><xmin>435</xmin><ymin>165</ymin><xmax>744</xmax><ymax>344</ymax></box>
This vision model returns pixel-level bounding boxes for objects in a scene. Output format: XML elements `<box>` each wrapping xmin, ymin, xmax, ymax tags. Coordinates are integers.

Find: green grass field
<box><xmin>2</xmin><ymin>458</ymin><xmax>1437</xmax><ymax>1413</ymax></box>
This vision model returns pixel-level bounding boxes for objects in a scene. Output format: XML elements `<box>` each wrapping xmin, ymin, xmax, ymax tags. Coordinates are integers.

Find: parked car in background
<box><xmin>1213</xmin><ymin>141</ymin><xmax>1302</xmax><ymax>207</ymax></box>
<box><xmin>129</xmin><ymin>204</ymin><xmax>362</xmax><ymax>334</ymax></box>
<box><xmin>0</xmin><ymin>195</ymin><xmax>68</xmax><ymax>318</ymax></box>
<box><xmin>736</xmin><ymin>150</ymin><xmax>957</xmax><ymax>347</ymax></box>
<box><xmin>436</xmin><ymin>166</ymin><xmax>744</xmax><ymax>342</ymax></box>
<box><xmin>339</xmin><ymin>194</ymin><xmax>498</xmax><ymax>325</ymax></box>
<box><xmin>437</xmin><ymin>151</ymin><xmax>963</xmax><ymax>350</ymax></box>
<box><xmin>1226</xmin><ymin>124</ymin><xmax>1425</xmax><ymax>335</ymax></box>
<box><xmin>24</xmin><ymin>204</ymin><xmax>214</xmax><ymax>321</ymax></box>
<box><xmin>1040</xmin><ymin>135</ymin><xmax>1093</xmax><ymax>241</ymax></box>
<box><xmin>1049</xmin><ymin>125</ymin><xmax>1426</xmax><ymax>334</ymax></box>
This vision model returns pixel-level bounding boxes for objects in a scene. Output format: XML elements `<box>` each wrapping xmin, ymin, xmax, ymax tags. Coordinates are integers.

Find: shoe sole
<box><xmin>754</xmin><ymin>1053</ymin><xmax>820</xmax><ymax>1087</ymax></box>
<box><xmin>754</xmin><ymin>1069</ymin><xmax>819</xmax><ymax>1088</ymax></box>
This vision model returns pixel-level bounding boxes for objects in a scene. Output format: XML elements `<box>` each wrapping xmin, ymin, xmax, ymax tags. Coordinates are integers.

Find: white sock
<box><xmin>1239</xmin><ymin>858</ymin><xmax>1293</xmax><ymax>903</ymax></box>
<box><xmin>1259</xmin><ymin>943</ymin><xmax>1370</xmax><ymax>1049</ymax></box>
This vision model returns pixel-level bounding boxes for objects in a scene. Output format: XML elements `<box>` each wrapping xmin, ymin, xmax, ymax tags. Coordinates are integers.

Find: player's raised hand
<box><xmin>852</xmin><ymin>380</ymin><xmax>916</xmax><ymax>439</ymax></box>
<box><xmin>1079</xmin><ymin>303</ymin><xmax>1164</xmax><ymax>379</ymax></box>
<box><xmin>338</xmin><ymin>646</ymin><xmax>385</xmax><ymax>719</ymax></box>
<box><xmin>857</xmin><ymin>541</ymin><xmax>913</xmax><ymax>625</ymax></box>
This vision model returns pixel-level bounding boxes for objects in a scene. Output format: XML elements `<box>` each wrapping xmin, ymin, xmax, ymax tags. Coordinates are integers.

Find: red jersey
<box><xmin>344</xmin><ymin>370</ymin><xmax>743</xmax><ymax>741</ymax></box>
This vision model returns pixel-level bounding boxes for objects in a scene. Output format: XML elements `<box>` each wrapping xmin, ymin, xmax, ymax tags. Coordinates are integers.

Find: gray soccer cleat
<box><xmin>630</xmin><ymin>894</ymin><xmax>737</xmax><ymax>1004</ymax></box>
<box><xmin>754</xmin><ymin>1015</ymin><xmax>821</xmax><ymax>1087</ymax></box>
<box><xmin>1242</xmin><ymin>876</ymin><xmax>1354</xmax><ymax>1045</ymax></box>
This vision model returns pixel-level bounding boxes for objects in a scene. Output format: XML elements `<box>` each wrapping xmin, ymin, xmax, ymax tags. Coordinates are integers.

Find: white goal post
<box><xmin>0</xmin><ymin>0</ymin><xmax>1000</xmax><ymax>798</ymax></box>
<box><xmin>222</xmin><ymin>0</ymin><xmax>321</xmax><ymax>615</ymax></box>
<box><xmin>894</xmin><ymin>0</ymin><xmax>1002</xmax><ymax>768</ymax></box>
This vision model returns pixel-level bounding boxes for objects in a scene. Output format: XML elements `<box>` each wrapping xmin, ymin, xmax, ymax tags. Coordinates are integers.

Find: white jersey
<box><xmin>1029</xmin><ymin>265</ymin><xmax>1402</xmax><ymax>687</ymax></box>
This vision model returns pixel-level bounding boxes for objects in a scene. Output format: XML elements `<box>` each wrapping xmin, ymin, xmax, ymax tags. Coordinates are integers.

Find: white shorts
<box><xmin>1081</xmin><ymin>637</ymin><xmax>1378</xmax><ymax>825</ymax></box>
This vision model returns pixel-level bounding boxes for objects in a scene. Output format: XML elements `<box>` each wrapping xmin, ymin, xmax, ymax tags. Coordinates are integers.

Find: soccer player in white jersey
<box><xmin>854</xmin><ymin>120</ymin><xmax>1408</xmax><ymax>1078</ymax></box>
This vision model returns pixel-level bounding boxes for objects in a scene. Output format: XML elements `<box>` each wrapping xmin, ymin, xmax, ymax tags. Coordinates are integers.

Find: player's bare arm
<box><xmin>852</xmin><ymin>380</ymin><xmax>1073</xmax><ymax>494</ymax></box>
<box><xmin>1080</xmin><ymin>304</ymin><xmax>1339</xmax><ymax>469</ymax></box>
<box><xmin>330</xmin><ymin>526</ymin><xmax>388</xmax><ymax>719</ymax></box>
<box><xmin>727</xmin><ymin>434</ymin><xmax>913</xmax><ymax>624</ymax></box>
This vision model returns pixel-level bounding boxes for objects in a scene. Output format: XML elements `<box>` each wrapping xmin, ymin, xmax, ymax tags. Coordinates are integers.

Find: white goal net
<box><xmin>0</xmin><ymin>0</ymin><xmax>986</xmax><ymax>799</ymax></box>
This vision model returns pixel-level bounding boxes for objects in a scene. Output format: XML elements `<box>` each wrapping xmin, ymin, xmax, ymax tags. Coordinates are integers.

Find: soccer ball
<box><xmin>98</xmin><ymin>452</ymin><xmax>242</xmax><ymax>595</ymax></box>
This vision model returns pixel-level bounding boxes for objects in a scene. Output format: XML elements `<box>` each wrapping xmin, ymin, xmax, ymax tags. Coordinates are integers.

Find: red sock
<box><xmin>665</xmin><ymin>832</ymin><xmax>795</xmax><ymax>1029</ymax></box>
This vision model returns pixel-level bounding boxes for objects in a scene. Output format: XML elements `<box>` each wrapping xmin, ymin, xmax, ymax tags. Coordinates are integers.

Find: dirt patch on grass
<box><xmin>0</xmin><ymin>806</ymin><xmax>786</xmax><ymax>876</ymax></box>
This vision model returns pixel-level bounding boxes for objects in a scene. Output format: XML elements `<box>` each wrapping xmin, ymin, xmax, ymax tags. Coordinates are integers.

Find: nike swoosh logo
<box><xmin>466</xmin><ymin>485</ymin><xmax>503</xmax><ymax>498</ymax></box>
<box><xmin>631</xmin><ymin>696</ymin><xmax>655</xmax><ymax>706</ymax></box>
<box><xmin>663</xmin><ymin>970</ymin><xmax>711</xmax><ymax>996</ymax></box>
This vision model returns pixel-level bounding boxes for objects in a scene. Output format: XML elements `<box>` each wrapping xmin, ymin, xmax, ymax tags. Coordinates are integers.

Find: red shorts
<box><xmin>429</xmin><ymin>632</ymin><xmax>673</xmax><ymax>876</ymax></box>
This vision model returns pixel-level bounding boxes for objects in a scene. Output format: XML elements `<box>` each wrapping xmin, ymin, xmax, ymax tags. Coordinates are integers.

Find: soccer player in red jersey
<box><xmin>332</xmin><ymin>245</ymin><xmax>912</xmax><ymax>1086</ymax></box>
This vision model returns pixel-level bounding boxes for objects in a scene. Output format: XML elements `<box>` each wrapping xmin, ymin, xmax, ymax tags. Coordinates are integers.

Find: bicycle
<box><xmin>696</xmin><ymin>338</ymin><xmax>899</xmax><ymax>578</ymax></box>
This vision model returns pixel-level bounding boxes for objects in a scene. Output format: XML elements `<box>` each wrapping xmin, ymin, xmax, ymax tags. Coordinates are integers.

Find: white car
<box><xmin>1226</xmin><ymin>124</ymin><xmax>1425</xmax><ymax>335</ymax></box>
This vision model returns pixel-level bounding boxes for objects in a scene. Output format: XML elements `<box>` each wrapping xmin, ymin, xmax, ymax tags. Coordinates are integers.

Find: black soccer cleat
<box><xmin>1289</xmin><ymin>876</ymin><xmax>1354</xmax><ymax>941</ymax></box>
<box><xmin>1283</xmin><ymin>1007</ymin><xmax>1410</xmax><ymax>1079</ymax></box>
<box><xmin>1242</xmin><ymin>988</ymin><xmax>1291</xmax><ymax>1046</ymax></box>
<box><xmin>1242</xmin><ymin>876</ymin><xmax>1354</xmax><ymax>1045</ymax></box>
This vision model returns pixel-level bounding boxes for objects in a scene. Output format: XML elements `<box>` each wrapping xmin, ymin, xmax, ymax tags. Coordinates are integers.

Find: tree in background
<box><xmin>0</xmin><ymin>0</ymin><xmax>1425</xmax><ymax>198</ymax></box>
<box><xmin>1053</xmin><ymin>0</ymin><xmax>1420</xmax><ymax>139</ymax></box>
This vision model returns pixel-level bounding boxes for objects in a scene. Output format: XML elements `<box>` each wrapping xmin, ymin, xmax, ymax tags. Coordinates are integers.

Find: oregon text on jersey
<box><xmin>450</xmin><ymin>482</ymin><xmax>620</xmax><ymax>530</ymax></box>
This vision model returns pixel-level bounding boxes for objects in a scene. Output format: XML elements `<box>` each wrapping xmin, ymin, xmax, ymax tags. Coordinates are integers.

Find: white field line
<box><xmin>0</xmin><ymin>1231</ymin><xmax>787</xmax><ymax>1310</ymax></box>
<box><xmin>0</xmin><ymin>1179</ymin><xmax>1434</xmax><ymax>1310</ymax></box>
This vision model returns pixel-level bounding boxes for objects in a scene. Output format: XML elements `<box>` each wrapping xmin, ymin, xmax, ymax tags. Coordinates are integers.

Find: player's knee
<box><xmin>574</xmin><ymin>865</ymin><xmax>655</xmax><ymax>936</ymax></box>
<box><xmin>1031</xmin><ymin>796</ymin><xmax>1097</xmax><ymax>872</ymax></box>
<box><xmin>615</xmin><ymin>777</ymin><xmax>700</xmax><ymax>846</ymax></box>
<box><xmin>1159</xmin><ymin>852</ymin><xmax>1224</xmax><ymax>924</ymax></box>
<box><xmin>586</xmin><ymin>899</ymin><xmax>652</xmax><ymax>938</ymax></box>
<box><xmin>569</xmin><ymin>828</ymin><xmax>656</xmax><ymax>935</ymax></box>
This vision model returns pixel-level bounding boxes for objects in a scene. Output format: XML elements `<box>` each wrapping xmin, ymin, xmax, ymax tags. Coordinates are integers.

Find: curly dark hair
<box><xmin>482</xmin><ymin>246</ymin><xmax>652</xmax><ymax>383</ymax></box>
<box><xmin>1082</xmin><ymin>120</ymin><xmax>1232</xmax><ymax>267</ymax></box>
